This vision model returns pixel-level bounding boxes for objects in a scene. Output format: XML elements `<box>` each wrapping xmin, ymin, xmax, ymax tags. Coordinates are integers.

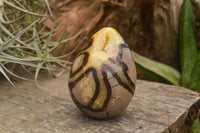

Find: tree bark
<box><xmin>46</xmin><ymin>0</ymin><xmax>200</xmax><ymax>72</ymax></box>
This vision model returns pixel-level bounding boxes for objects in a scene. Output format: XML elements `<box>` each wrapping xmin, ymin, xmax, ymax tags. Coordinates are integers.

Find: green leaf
<box><xmin>34</xmin><ymin>61</ymin><xmax>45</xmax><ymax>88</ymax></box>
<box><xmin>192</xmin><ymin>119</ymin><xmax>200</xmax><ymax>133</ymax></box>
<box><xmin>1</xmin><ymin>19</ymin><xmax>39</xmax><ymax>51</ymax></box>
<box><xmin>44</xmin><ymin>0</ymin><xmax>53</xmax><ymax>17</ymax></box>
<box><xmin>4</xmin><ymin>0</ymin><xmax>49</xmax><ymax>17</ymax></box>
<box><xmin>0</xmin><ymin>62</ymin><xmax>33</xmax><ymax>81</ymax></box>
<box><xmin>0</xmin><ymin>23</ymin><xmax>27</xmax><ymax>46</ymax></box>
<box><xmin>131</xmin><ymin>51</ymin><xmax>181</xmax><ymax>85</ymax></box>
<box><xmin>24</xmin><ymin>14</ymin><xmax>33</xmax><ymax>23</ymax></box>
<box><xmin>0</xmin><ymin>64</ymin><xmax>15</xmax><ymax>87</ymax></box>
<box><xmin>189</xmin><ymin>52</ymin><xmax>200</xmax><ymax>91</ymax></box>
<box><xmin>179</xmin><ymin>0</ymin><xmax>198</xmax><ymax>87</ymax></box>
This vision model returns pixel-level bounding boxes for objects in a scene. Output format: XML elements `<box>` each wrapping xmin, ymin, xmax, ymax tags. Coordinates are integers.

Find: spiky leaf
<box><xmin>179</xmin><ymin>0</ymin><xmax>198</xmax><ymax>87</ymax></box>
<box><xmin>132</xmin><ymin>51</ymin><xmax>180</xmax><ymax>85</ymax></box>
<box><xmin>189</xmin><ymin>52</ymin><xmax>200</xmax><ymax>91</ymax></box>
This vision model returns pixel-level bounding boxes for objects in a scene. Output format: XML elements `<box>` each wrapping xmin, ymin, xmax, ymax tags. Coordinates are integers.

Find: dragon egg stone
<box><xmin>68</xmin><ymin>27</ymin><xmax>136</xmax><ymax>119</ymax></box>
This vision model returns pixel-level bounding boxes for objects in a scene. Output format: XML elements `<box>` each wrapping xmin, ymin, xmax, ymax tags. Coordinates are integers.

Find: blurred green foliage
<box><xmin>192</xmin><ymin>119</ymin><xmax>200</xmax><ymax>133</ymax></box>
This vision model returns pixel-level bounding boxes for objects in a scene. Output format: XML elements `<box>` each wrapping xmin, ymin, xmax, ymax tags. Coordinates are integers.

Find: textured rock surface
<box><xmin>0</xmin><ymin>71</ymin><xmax>199</xmax><ymax>133</ymax></box>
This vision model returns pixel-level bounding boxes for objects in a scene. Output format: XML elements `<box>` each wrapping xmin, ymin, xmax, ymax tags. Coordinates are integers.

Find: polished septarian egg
<box><xmin>68</xmin><ymin>27</ymin><xmax>136</xmax><ymax>119</ymax></box>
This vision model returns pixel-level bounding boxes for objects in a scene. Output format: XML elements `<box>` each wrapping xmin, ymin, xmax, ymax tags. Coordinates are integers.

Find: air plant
<box><xmin>0</xmin><ymin>0</ymin><xmax>83</xmax><ymax>87</ymax></box>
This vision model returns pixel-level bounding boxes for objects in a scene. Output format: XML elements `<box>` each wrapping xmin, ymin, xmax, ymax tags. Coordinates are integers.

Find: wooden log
<box><xmin>0</xmin><ymin>71</ymin><xmax>199</xmax><ymax>133</ymax></box>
